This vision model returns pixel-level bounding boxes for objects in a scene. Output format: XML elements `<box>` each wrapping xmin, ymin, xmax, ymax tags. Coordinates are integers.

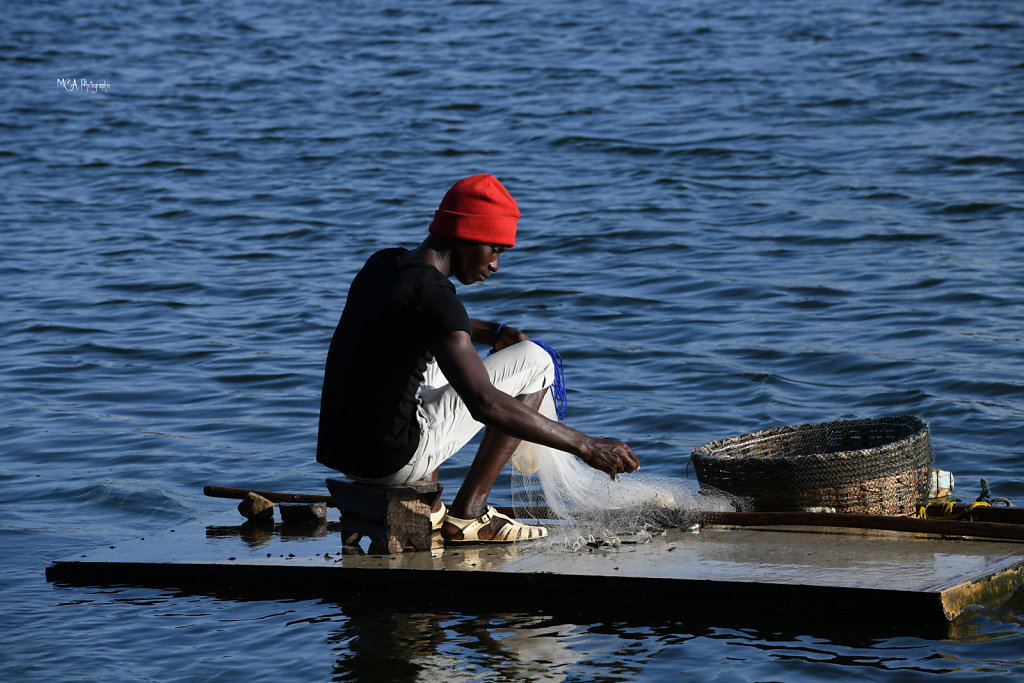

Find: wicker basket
<box><xmin>690</xmin><ymin>416</ymin><xmax>934</xmax><ymax>515</ymax></box>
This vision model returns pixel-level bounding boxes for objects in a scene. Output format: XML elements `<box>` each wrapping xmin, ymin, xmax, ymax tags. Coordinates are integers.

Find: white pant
<box><xmin>370</xmin><ymin>341</ymin><xmax>555</xmax><ymax>485</ymax></box>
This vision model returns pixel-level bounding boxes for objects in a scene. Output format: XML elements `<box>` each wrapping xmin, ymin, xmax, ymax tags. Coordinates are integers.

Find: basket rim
<box><xmin>691</xmin><ymin>415</ymin><xmax>929</xmax><ymax>464</ymax></box>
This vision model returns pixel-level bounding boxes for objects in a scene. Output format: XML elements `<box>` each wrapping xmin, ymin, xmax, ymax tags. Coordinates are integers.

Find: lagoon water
<box><xmin>3</xmin><ymin>0</ymin><xmax>1024</xmax><ymax>679</ymax></box>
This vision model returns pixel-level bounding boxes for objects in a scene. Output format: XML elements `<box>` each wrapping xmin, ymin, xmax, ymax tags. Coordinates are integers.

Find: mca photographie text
<box><xmin>58</xmin><ymin>78</ymin><xmax>111</xmax><ymax>94</ymax></box>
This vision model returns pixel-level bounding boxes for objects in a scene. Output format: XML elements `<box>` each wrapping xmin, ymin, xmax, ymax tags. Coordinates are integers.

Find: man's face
<box><xmin>452</xmin><ymin>242</ymin><xmax>507</xmax><ymax>285</ymax></box>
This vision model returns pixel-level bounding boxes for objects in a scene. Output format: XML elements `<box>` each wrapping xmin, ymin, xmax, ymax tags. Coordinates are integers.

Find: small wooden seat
<box><xmin>326</xmin><ymin>478</ymin><xmax>442</xmax><ymax>554</ymax></box>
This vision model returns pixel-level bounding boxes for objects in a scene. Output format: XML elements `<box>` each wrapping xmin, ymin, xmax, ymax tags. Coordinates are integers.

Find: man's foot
<box><xmin>441</xmin><ymin>506</ymin><xmax>547</xmax><ymax>543</ymax></box>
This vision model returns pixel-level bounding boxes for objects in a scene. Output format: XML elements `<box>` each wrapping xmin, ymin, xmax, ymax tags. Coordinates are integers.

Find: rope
<box><xmin>977</xmin><ymin>477</ymin><xmax>992</xmax><ymax>503</ymax></box>
<box><xmin>532</xmin><ymin>340</ymin><xmax>568</xmax><ymax>421</ymax></box>
<box><xmin>974</xmin><ymin>478</ymin><xmax>1012</xmax><ymax>507</ymax></box>
<box><xmin>488</xmin><ymin>334</ymin><xmax>568</xmax><ymax>421</ymax></box>
<box><xmin>917</xmin><ymin>500</ymin><xmax>992</xmax><ymax>520</ymax></box>
<box><xmin>916</xmin><ymin>474</ymin><xmax>1015</xmax><ymax>520</ymax></box>
<box><xmin>917</xmin><ymin>501</ymin><xmax>959</xmax><ymax>520</ymax></box>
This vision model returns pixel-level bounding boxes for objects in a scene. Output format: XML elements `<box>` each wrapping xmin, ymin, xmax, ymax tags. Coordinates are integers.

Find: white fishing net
<box><xmin>510</xmin><ymin>395</ymin><xmax>745</xmax><ymax>549</ymax></box>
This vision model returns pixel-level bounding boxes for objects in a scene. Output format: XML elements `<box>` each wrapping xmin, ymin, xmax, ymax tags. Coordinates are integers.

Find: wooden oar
<box><xmin>204</xmin><ymin>485</ymin><xmax>335</xmax><ymax>506</ymax></box>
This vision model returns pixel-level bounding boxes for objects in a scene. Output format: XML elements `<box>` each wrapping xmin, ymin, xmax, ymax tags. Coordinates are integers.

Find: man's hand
<box><xmin>580</xmin><ymin>438</ymin><xmax>640</xmax><ymax>479</ymax></box>
<box><xmin>469</xmin><ymin>319</ymin><xmax>530</xmax><ymax>351</ymax></box>
<box><xmin>493</xmin><ymin>323</ymin><xmax>529</xmax><ymax>351</ymax></box>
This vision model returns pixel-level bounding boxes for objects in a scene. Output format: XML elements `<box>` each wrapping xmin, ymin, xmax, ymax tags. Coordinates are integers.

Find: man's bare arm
<box><xmin>432</xmin><ymin>330</ymin><xmax>639</xmax><ymax>477</ymax></box>
<box><xmin>468</xmin><ymin>318</ymin><xmax>529</xmax><ymax>350</ymax></box>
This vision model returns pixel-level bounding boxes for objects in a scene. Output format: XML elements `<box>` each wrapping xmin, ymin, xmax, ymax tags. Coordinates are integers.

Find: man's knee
<box><xmin>524</xmin><ymin>339</ymin><xmax>557</xmax><ymax>374</ymax></box>
<box><xmin>485</xmin><ymin>341</ymin><xmax>556</xmax><ymax>394</ymax></box>
<box><xmin>517</xmin><ymin>340</ymin><xmax>555</xmax><ymax>387</ymax></box>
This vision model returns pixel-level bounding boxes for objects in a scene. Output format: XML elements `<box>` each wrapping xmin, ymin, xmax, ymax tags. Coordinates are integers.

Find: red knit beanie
<box><xmin>428</xmin><ymin>174</ymin><xmax>519</xmax><ymax>247</ymax></box>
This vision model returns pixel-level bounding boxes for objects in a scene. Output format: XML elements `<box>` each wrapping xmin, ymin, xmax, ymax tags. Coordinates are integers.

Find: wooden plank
<box><xmin>938</xmin><ymin>556</ymin><xmax>1024</xmax><ymax>621</ymax></box>
<box><xmin>44</xmin><ymin>513</ymin><xmax>1024</xmax><ymax>625</ymax></box>
<box><xmin>704</xmin><ymin>511</ymin><xmax>1024</xmax><ymax>541</ymax></box>
<box><xmin>45</xmin><ymin>558</ymin><xmax>954</xmax><ymax>630</ymax></box>
<box><xmin>919</xmin><ymin>503</ymin><xmax>1024</xmax><ymax>524</ymax></box>
<box><xmin>204</xmin><ymin>485</ymin><xmax>335</xmax><ymax>506</ymax></box>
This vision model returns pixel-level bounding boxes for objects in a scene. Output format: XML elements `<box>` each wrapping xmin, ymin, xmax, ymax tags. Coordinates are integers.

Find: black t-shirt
<box><xmin>316</xmin><ymin>248</ymin><xmax>472</xmax><ymax>479</ymax></box>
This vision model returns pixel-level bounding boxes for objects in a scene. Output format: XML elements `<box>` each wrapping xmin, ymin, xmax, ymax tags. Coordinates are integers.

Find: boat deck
<box><xmin>47</xmin><ymin>512</ymin><xmax>1024</xmax><ymax>628</ymax></box>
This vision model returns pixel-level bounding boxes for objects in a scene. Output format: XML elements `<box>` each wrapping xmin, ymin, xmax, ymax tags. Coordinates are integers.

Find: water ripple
<box><xmin>4</xmin><ymin>0</ymin><xmax>1024</xmax><ymax>679</ymax></box>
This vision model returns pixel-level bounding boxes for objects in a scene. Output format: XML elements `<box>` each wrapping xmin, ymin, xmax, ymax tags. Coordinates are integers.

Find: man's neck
<box><xmin>405</xmin><ymin>238</ymin><xmax>452</xmax><ymax>278</ymax></box>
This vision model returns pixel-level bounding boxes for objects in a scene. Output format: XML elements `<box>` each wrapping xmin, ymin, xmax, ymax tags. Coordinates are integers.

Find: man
<box><xmin>317</xmin><ymin>174</ymin><xmax>638</xmax><ymax>543</ymax></box>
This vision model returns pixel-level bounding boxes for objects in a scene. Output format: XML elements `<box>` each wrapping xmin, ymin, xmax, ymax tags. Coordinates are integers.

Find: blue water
<box><xmin>3</xmin><ymin>0</ymin><xmax>1024</xmax><ymax>679</ymax></box>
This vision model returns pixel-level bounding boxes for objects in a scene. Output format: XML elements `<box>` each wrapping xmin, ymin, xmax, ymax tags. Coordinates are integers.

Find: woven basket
<box><xmin>690</xmin><ymin>415</ymin><xmax>934</xmax><ymax>515</ymax></box>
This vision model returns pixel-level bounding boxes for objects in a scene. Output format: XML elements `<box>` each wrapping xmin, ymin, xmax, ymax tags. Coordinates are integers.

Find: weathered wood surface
<box><xmin>279</xmin><ymin>502</ymin><xmax>327</xmax><ymax>524</ymax></box>
<box><xmin>326</xmin><ymin>478</ymin><xmax>442</xmax><ymax>554</ymax></box>
<box><xmin>704</xmin><ymin>511</ymin><xmax>1024</xmax><ymax>540</ymax></box>
<box><xmin>45</xmin><ymin>514</ymin><xmax>1024</xmax><ymax>627</ymax></box>
<box><xmin>918</xmin><ymin>503</ymin><xmax>1024</xmax><ymax>524</ymax></box>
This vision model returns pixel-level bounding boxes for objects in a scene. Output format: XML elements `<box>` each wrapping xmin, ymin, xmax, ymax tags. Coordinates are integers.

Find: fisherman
<box><xmin>316</xmin><ymin>174</ymin><xmax>639</xmax><ymax>543</ymax></box>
